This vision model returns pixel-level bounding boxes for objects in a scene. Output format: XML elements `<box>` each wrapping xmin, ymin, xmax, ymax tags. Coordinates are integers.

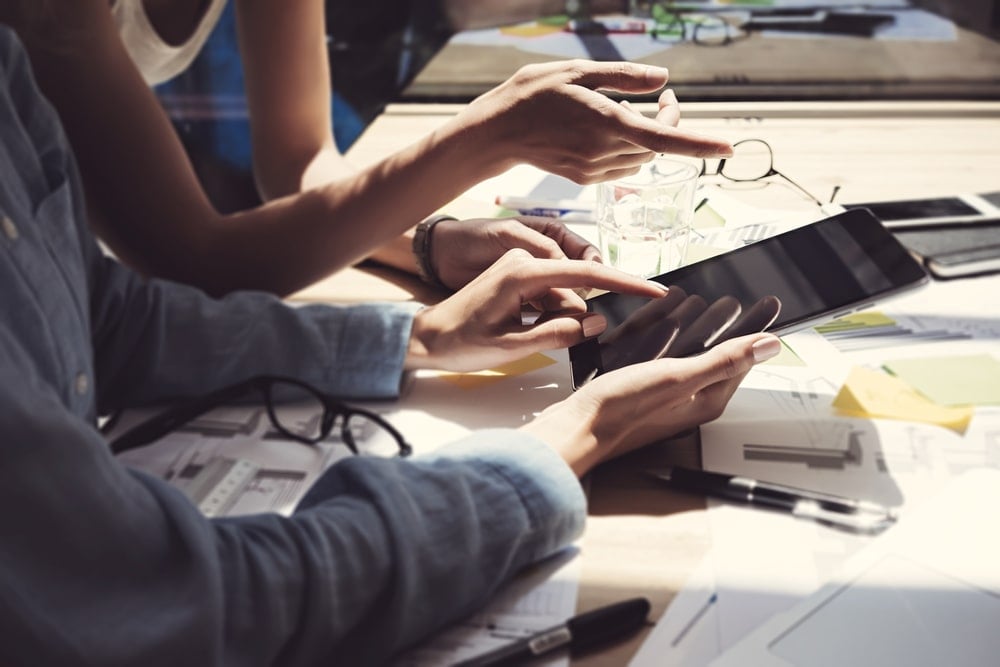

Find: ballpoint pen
<box><xmin>494</xmin><ymin>195</ymin><xmax>595</xmax><ymax>218</ymax></box>
<box><xmin>649</xmin><ymin>466</ymin><xmax>898</xmax><ymax>534</ymax></box>
<box><xmin>451</xmin><ymin>597</ymin><xmax>650</xmax><ymax>667</ymax></box>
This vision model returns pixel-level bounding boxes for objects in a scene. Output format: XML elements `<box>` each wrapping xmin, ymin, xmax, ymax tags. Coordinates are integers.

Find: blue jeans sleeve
<box><xmin>290</xmin><ymin>430</ymin><xmax>587</xmax><ymax>664</ymax></box>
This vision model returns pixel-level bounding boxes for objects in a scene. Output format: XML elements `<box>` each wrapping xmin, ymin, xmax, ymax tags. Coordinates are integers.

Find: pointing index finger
<box><xmin>513</xmin><ymin>257</ymin><xmax>669</xmax><ymax>302</ymax></box>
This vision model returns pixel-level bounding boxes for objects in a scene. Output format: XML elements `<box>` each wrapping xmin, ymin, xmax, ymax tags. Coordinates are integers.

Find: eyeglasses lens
<box><xmin>267</xmin><ymin>384</ymin><xmax>328</xmax><ymax>441</ymax></box>
<box><xmin>693</xmin><ymin>17</ymin><xmax>729</xmax><ymax>46</ymax></box>
<box><xmin>722</xmin><ymin>141</ymin><xmax>773</xmax><ymax>182</ymax></box>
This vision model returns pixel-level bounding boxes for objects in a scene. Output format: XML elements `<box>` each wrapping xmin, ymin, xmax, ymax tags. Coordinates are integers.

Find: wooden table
<box><xmin>291</xmin><ymin>100</ymin><xmax>1000</xmax><ymax>664</ymax></box>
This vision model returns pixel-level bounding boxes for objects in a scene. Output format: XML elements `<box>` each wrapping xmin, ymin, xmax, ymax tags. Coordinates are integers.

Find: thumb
<box><xmin>513</xmin><ymin>313</ymin><xmax>607</xmax><ymax>353</ymax></box>
<box><xmin>571</xmin><ymin>62</ymin><xmax>670</xmax><ymax>93</ymax></box>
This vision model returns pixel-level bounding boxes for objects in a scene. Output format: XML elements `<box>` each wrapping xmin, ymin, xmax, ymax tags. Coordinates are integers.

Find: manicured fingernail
<box><xmin>645</xmin><ymin>66</ymin><xmax>670</xmax><ymax>81</ymax></box>
<box><xmin>647</xmin><ymin>280</ymin><xmax>669</xmax><ymax>293</ymax></box>
<box><xmin>752</xmin><ymin>336</ymin><xmax>782</xmax><ymax>362</ymax></box>
<box><xmin>718</xmin><ymin>144</ymin><xmax>734</xmax><ymax>158</ymax></box>
<box><xmin>582</xmin><ymin>314</ymin><xmax>605</xmax><ymax>338</ymax></box>
<box><xmin>556</xmin><ymin>298</ymin><xmax>579</xmax><ymax>310</ymax></box>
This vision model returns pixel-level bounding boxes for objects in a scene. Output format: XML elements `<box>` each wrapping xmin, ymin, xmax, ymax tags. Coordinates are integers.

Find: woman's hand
<box><xmin>431</xmin><ymin>216</ymin><xmax>600</xmax><ymax>290</ymax></box>
<box><xmin>455</xmin><ymin>60</ymin><xmax>732</xmax><ymax>184</ymax></box>
<box><xmin>522</xmin><ymin>332</ymin><xmax>783</xmax><ymax>477</ymax></box>
<box><xmin>598</xmin><ymin>287</ymin><xmax>782</xmax><ymax>370</ymax></box>
<box><xmin>405</xmin><ymin>250</ymin><xmax>669</xmax><ymax>372</ymax></box>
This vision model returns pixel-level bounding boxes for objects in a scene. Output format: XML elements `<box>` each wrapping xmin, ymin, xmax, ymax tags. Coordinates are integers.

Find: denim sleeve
<box><xmin>0</xmin><ymin>365</ymin><xmax>585</xmax><ymax>666</ymax></box>
<box><xmin>90</xmin><ymin>259</ymin><xmax>421</xmax><ymax>410</ymax></box>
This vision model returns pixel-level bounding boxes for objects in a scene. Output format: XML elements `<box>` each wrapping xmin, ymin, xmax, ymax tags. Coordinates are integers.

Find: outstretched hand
<box><xmin>459</xmin><ymin>59</ymin><xmax>732</xmax><ymax>184</ymax></box>
<box><xmin>523</xmin><ymin>332</ymin><xmax>783</xmax><ymax>477</ymax></box>
<box><xmin>405</xmin><ymin>249</ymin><xmax>668</xmax><ymax>372</ymax></box>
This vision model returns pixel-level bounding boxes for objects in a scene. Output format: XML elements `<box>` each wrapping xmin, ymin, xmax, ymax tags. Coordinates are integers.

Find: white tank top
<box><xmin>112</xmin><ymin>0</ymin><xmax>228</xmax><ymax>86</ymax></box>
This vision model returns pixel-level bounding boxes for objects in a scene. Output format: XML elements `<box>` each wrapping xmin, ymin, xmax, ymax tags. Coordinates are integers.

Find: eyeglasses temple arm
<box><xmin>776</xmin><ymin>168</ymin><xmax>825</xmax><ymax>207</ymax></box>
<box><xmin>108</xmin><ymin>382</ymin><xmax>254</xmax><ymax>454</ymax></box>
<box><xmin>109</xmin><ymin>400</ymin><xmax>215</xmax><ymax>454</ymax></box>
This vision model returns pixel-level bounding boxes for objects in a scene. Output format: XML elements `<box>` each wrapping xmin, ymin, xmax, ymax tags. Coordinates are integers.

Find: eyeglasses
<box><xmin>108</xmin><ymin>375</ymin><xmax>412</xmax><ymax>458</ymax></box>
<box><xmin>700</xmin><ymin>138</ymin><xmax>824</xmax><ymax>207</ymax></box>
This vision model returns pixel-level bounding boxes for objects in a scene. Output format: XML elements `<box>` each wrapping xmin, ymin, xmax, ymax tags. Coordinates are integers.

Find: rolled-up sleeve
<box><xmin>0</xmin><ymin>370</ymin><xmax>585</xmax><ymax>666</ymax></box>
<box><xmin>90</xmin><ymin>263</ymin><xmax>422</xmax><ymax>408</ymax></box>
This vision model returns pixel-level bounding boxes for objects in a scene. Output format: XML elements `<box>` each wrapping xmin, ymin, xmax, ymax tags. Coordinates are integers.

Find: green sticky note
<box><xmin>884</xmin><ymin>354</ymin><xmax>1000</xmax><ymax>407</ymax></box>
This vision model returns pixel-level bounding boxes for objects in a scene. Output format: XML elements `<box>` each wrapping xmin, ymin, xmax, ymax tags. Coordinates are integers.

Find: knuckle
<box><xmin>551</xmin><ymin>321</ymin><xmax>581</xmax><ymax>350</ymax></box>
<box><xmin>566</xmin><ymin>59</ymin><xmax>591</xmax><ymax>78</ymax></box>
<box><xmin>513</xmin><ymin>62</ymin><xmax>542</xmax><ymax>82</ymax></box>
<box><xmin>560</xmin><ymin>167</ymin><xmax>591</xmax><ymax>185</ymax></box>
<box><xmin>721</xmin><ymin>350</ymin><xmax>745</xmax><ymax>380</ymax></box>
<box><xmin>504</xmin><ymin>247</ymin><xmax>533</xmax><ymax>263</ymax></box>
<box><xmin>538</xmin><ymin>235</ymin><xmax>562</xmax><ymax>256</ymax></box>
<box><xmin>614</xmin><ymin>61</ymin><xmax>635</xmax><ymax>79</ymax></box>
<box><xmin>496</xmin><ymin>218</ymin><xmax>520</xmax><ymax>235</ymax></box>
<box><xmin>573</xmin><ymin>170</ymin><xmax>600</xmax><ymax>185</ymax></box>
<box><xmin>576</xmin><ymin>142</ymin><xmax>606</xmax><ymax>161</ymax></box>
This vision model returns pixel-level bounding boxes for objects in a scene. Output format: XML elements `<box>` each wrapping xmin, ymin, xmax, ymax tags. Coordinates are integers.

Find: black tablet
<box><xmin>569</xmin><ymin>208</ymin><xmax>929</xmax><ymax>389</ymax></box>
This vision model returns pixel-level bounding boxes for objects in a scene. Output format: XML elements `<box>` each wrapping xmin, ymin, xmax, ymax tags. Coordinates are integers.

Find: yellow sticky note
<box><xmin>884</xmin><ymin>354</ymin><xmax>1000</xmax><ymax>407</ymax></box>
<box><xmin>437</xmin><ymin>353</ymin><xmax>556</xmax><ymax>390</ymax></box>
<box><xmin>833</xmin><ymin>366</ymin><xmax>973</xmax><ymax>433</ymax></box>
<box><xmin>499</xmin><ymin>22</ymin><xmax>566</xmax><ymax>37</ymax></box>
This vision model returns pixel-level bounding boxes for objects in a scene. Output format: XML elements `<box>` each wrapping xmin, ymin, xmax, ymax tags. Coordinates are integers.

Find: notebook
<box><xmin>893</xmin><ymin>219</ymin><xmax>1000</xmax><ymax>279</ymax></box>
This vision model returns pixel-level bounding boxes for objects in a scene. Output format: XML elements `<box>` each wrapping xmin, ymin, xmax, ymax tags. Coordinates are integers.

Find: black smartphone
<box><xmin>844</xmin><ymin>191</ymin><xmax>999</xmax><ymax>229</ymax></box>
<box><xmin>569</xmin><ymin>208</ymin><xmax>929</xmax><ymax>389</ymax></box>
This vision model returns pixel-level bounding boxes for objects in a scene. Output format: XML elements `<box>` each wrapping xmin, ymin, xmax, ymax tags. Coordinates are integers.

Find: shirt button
<box><xmin>2</xmin><ymin>216</ymin><xmax>17</xmax><ymax>241</ymax></box>
<box><xmin>75</xmin><ymin>373</ymin><xmax>89</xmax><ymax>396</ymax></box>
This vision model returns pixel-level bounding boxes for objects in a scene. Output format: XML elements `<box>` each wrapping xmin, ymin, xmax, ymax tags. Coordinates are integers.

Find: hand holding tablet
<box><xmin>570</xmin><ymin>208</ymin><xmax>928</xmax><ymax>388</ymax></box>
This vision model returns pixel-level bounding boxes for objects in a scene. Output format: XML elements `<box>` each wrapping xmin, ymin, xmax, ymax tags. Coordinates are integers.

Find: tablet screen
<box><xmin>569</xmin><ymin>208</ymin><xmax>928</xmax><ymax>388</ymax></box>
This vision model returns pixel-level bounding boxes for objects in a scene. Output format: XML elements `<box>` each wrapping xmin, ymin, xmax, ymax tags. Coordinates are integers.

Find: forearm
<box><xmin>91</xmin><ymin>255</ymin><xmax>419</xmax><ymax>409</ymax></box>
<box><xmin>247</xmin><ymin>119</ymin><xmax>508</xmax><ymax>280</ymax></box>
<box><xmin>11</xmin><ymin>3</ymin><xmax>487</xmax><ymax>297</ymax></box>
<box><xmin>294</xmin><ymin>432</ymin><xmax>587</xmax><ymax>662</ymax></box>
<box><xmin>0</xmin><ymin>386</ymin><xmax>584</xmax><ymax>665</ymax></box>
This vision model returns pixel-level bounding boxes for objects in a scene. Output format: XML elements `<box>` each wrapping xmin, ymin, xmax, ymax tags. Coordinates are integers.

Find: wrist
<box><xmin>521</xmin><ymin>399</ymin><xmax>603</xmax><ymax>478</ymax></box>
<box><xmin>405</xmin><ymin>305</ymin><xmax>443</xmax><ymax>371</ymax></box>
<box><xmin>449</xmin><ymin>91</ymin><xmax>523</xmax><ymax>177</ymax></box>
<box><xmin>412</xmin><ymin>214</ymin><xmax>457</xmax><ymax>287</ymax></box>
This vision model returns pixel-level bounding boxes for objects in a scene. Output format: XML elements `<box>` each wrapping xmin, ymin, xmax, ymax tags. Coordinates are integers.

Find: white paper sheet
<box><xmin>394</xmin><ymin>548</ymin><xmax>581</xmax><ymax>667</ymax></box>
<box><xmin>711</xmin><ymin>469</ymin><xmax>1000</xmax><ymax>666</ymax></box>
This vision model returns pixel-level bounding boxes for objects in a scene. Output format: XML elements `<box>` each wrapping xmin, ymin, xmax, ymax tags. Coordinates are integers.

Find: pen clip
<box><xmin>792</xmin><ymin>499</ymin><xmax>897</xmax><ymax>534</ymax></box>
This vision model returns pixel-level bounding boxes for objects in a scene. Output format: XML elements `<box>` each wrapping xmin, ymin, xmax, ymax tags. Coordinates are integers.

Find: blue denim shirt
<box><xmin>0</xmin><ymin>28</ymin><xmax>585</xmax><ymax>666</ymax></box>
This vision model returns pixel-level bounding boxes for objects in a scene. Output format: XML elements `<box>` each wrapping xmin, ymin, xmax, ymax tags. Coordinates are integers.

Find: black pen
<box><xmin>650</xmin><ymin>466</ymin><xmax>898</xmax><ymax>534</ymax></box>
<box><xmin>451</xmin><ymin>597</ymin><xmax>650</xmax><ymax>667</ymax></box>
